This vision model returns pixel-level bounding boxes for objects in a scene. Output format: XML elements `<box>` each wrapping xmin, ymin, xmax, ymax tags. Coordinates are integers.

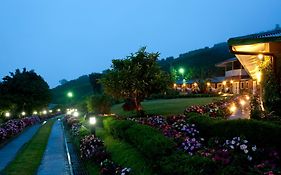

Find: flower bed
<box><xmin>0</xmin><ymin>116</ymin><xmax>40</xmax><ymax>144</ymax></box>
<box><xmin>127</xmin><ymin>115</ymin><xmax>281</xmax><ymax>174</ymax></box>
<box><xmin>64</xmin><ymin>115</ymin><xmax>132</xmax><ymax>175</ymax></box>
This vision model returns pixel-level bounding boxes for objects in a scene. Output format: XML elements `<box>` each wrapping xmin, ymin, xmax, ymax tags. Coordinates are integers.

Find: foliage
<box><xmin>250</xmin><ymin>95</ymin><xmax>263</xmax><ymax>120</ymax></box>
<box><xmin>187</xmin><ymin>115</ymin><xmax>281</xmax><ymax>149</ymax></box>
<box><xmin>51</xmin><ymin>75</ymin><xmax>93</xmax><ymax>105</ymax></box>
<box><xmin>261</xmin><ymin>63</ymin><xmax>281</xmax><ymax>116</ymax></box>
<box><xmin>0</xmin><ymin>68</ymin><xmax>51</xmax><ymax>115</ymax></box>
<box><xmin>87</xmin><ymin>94</ymin><xmax>112</xmax><ymax>114</ymax></box>
<box><xmin>159</xmin><ymin>152</ymin><xmax>217</xmax><ymax>175</ymax></box>
<box><xmin>104</xmin><ymin>118</ymin><xmax>176</xmax><ymax>162</ymax></box>
<box><xmin>158</xmin><ymin>42</ymin><xmax>233</xmax><ymax>79</ymax></box>
<box><xmin>100</xmin><ymin>47</ymin><xmax>172</xmax><ymax>111</ymax></box>
<box><xmin>89</xmin><ymin>73</ymin><xmax>103</xmax><ymax>94</ymax></box>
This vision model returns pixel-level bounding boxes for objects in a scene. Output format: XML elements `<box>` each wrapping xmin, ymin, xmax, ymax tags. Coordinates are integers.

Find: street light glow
<box><xmin>89</xmin><ymin>117</ymin><xmax>96</xmax><ymax>125</ymax></box>
<box><xmin>67</xmin><ymin>92</ymin><xmax>73</xmax><ymax>98</ymax></box>
<box><xmin>73</xmin><ymin>111</ymin><xmax>79</xmax><ymax>117</ymax></box>
<box><xmin>43</xmin><ymin>110</ymin><xmax>47</xmax><ymax>115</ymax></box>
<box><xmin>229</xmin><ymin>104</ymin><xmax>237</xmax><ymax>113</ymax></box>
<box><xmin>21</xmin><ymin>111</ymin><xmax>26</xmax><ymax>116</ymax></box>
<box><xmin>179</xmin><ymin>68</ymin><xmax>184</xmax><ymax>74</ymax></box>
<box><xmin>33</xmin><ymin>111</ymin><xmax>38</xmax><ymax>115</ymax></box>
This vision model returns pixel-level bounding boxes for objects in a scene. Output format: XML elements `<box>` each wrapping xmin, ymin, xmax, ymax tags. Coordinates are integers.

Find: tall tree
<box><xmin>89</xmin><ymin>73</ymin><xmax>102</xmax><ymax>94</ymax></box>
<box><xmin>0</xmin><ymin>68</ymin><xmax>51</xmax><ymax>115</ymax></box>
<box><xmin>100</xmin><ymin>47</ymin><xmax>171</xmax><ymax>111</ymax></box>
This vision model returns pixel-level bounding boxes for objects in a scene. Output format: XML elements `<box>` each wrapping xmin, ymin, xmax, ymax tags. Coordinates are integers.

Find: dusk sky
<box><xmin>0</xmin><ymin>0</ymin><xmax>280</xmax><ymax>88</ymax></box>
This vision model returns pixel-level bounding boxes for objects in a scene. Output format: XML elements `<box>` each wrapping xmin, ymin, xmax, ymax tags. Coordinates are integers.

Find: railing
<box><xmin>225</xmin><ymin>69</ymin><xmax>248</xmax><ymax>77</ymax></box>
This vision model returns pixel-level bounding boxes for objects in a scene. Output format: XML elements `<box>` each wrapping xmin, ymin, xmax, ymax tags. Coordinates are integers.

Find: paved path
<box><xmin>0</xmin><ymin>124</ymin><xmax>41</xmax><ymax>171</ymax></box>
<box><xmin>37</xmin><ymin>119</ymin><xmax>71</xmax><ymax>175</ymax></box>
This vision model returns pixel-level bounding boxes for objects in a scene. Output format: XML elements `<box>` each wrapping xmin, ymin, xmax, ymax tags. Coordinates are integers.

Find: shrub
<box><xmin>187</xmin><ymin>115</ymin><xmax>281</xmax><ymax>149</ymax></box>
<box><xmin>159</xmin><ymin>151</ymin><xmax>217</xmax><ymax>175</ymax></box>
<box><xmin>87</xmin><ymin>95</ymin><xmax>112</xmax><ymax>114</ymax></box>
<box><xmin>104</xmin><ymin>118</ymin><xmax>176</xmax><ymax>162</ymax></box>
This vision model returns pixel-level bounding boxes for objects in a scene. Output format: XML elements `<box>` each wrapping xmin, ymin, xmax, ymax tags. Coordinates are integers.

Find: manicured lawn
<box><xmin>111</xmin><ymin>97</ymin><xmax>222</xmax><ymax>116</ymax></box>
<box><xmin>2</xmin><ymin>120</ymin><xmax>55</xmax><ymax>175</ymax></box>
<box><xmin>96</xmin><ymin>126</ymin><xmax>154</xmax><ymax>175</ymax></box>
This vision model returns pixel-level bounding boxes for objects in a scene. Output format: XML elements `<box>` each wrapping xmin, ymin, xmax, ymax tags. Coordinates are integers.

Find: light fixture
<box><xmin>258</xmin><ymin>54</ymin><xmax>264</xmax><ymax>60</ymax></box>
<box><xmin>21</xmin><ymin>111</ymin><xmax>26</xmax><ymax>116</ymax></box>
<box><xmin>230</xmin><ymin>80</ymin><xmax>234</xmax><ymax>84</ymax></box>
<box><xmin>256</xmin><ymin>71</ymin><xmax>262</xmax><ymax>83</ymax></box>
<box><xmin>33</xmin><ymin>111</ymin><xmax>38</xmax><ymax>115</ymax></box>
<box><xmin>207</xmin><ymin>82</ymin><xmax>211</xmax><ymax>86</ymax></box>
<box><xmin>222</xmin><ymin>81</ymin><xmax>226</xmax><ymax>86</ymax></box>
<box><xmin>73</xmin><ymin>111</ymin><xmax>79</xmax><ymax>117</ymax></box>
<box><xmin>245</xmin><ymin>95</ymin><xmax>250</xmax><ymax>100</ymax></box>
<box><xmin>57</xmin><ymin>109</ymin><xmax>61</xmax><ymax>112</ymax></box>
<box><xmin>229</xmin><ymin>104</ymin><xmax>237</xmax><ymax>113</ymax></box>
<box><xmin>240</xmin><ymin>99</ymin><xmax>246</xmax><ymax>107</ymax></box>
<box><xmin>49</xmin><ymin>110</ymin><xmax>52</xmax><ymax>113</ymax></box>
<box><xmin>89</xmin><ymin>117</ymin><xmax>96</xmax><ymax>125</ymax></box>
<box><xmin>194</xmin><ymin>82</ymin><xmax>198</xmax><ymax>86</ymax></box>
<box><xmin>67</xmin><ymin>92</ymin><xmax>73</xmax><ymax>98</ymax></box>
<box><xmin>43</xmin><ymin>110</ymin><xmax>47</xmax><ymax>115</ymax></box>
<box><xmin>5</xmin><ymin>112</ymin><xmax>11</xmax><ymax>117</ymax></box>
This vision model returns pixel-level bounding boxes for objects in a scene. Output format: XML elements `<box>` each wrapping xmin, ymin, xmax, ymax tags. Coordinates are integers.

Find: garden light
<box><xmin>240</xmin><ymin>99</ymin><xmax>246</xmax><ymax>107</ymax></box>
<box><xmin>179</xmin><ymin>68</ymin><xmax>185</xmax><ymax>75</ymax></box>
<box><xmin>66</xmin><ymin>111</ymin><xmax>72</xmax><ymax>115</ymax></box>
<box><xmin>230</xmin><ymin>80</ymin><xmax>234</xmax><ymax>84</ymax></box>
<box><xmin>67</xmin><ymin>91</ymin><xmax>73</xmax><ymax>98</ymax></box>
<box><xmin>89</xmin><ymin>117</ymin><xmax>96</xmax><ymax>125</ymax></box>
<box><xmin>194</xmin><ymin>82</ymin><xmax>198</xmax><ymax>86</ymax></box>
<box><xmin>222</xmin><ymin>81</ymin><xmax>226</xmax><ymax>86</ymax></box>
<box><xmin>33</xmin><ymin>111</ymin><xmax>38</xmax><ymax>115</ymax></box>
<box><xmin>229</xmin><ymin>104</ymin><xmax>237</xmax><ymax>113</ymax></box>
<box><xmin>173</xmin><ymin>83</ymin><xmax>177</xmax><ymax>88</ymax></box>
<box><xmin>21</xmin><ymin>111</ymin><xmax>26</xmax><ymax>116</ymax></box>
<box><xmin>245</xmin><ymin>95</ymin><xmax>250</xmax><ymax>100</ymax></box>
<box><xmin>5</xmin><ymin>112</ymin><xmax>11</xmax><ymax>117</ymax></box>
<box><xmin>258</xmin><ymin>54</ymin><xmax>264</xmax><ymax>60</ymax></box>
<box><xmin>207</xmin><ymin>82</ymin><xmax>211</xmax><ymax>86</ymax></box>
<box><xmin>73</xmin><ymin>111</ymin><xmax>79</xmax><ymax>117</ymax></box>
<box><xmin>49</xmin><ymin>110</ymin><xmax>53</xmax><ymax>113</ymax></box>
<box><xmin>57</xmin><ymin>109</ymin><xmax>61</xmax><ymax>112</ymax></box>
<box><xmin>43</xmin><ymin>110</ymin><xmax>47</xmax><ymax>115</ymax></box>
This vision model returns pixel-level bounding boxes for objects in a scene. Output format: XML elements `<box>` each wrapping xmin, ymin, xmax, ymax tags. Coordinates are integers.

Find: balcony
<box><xmin>225</xmin><ymin>69</ymin><xmax>248</xmax><ymax>78</ymax></box>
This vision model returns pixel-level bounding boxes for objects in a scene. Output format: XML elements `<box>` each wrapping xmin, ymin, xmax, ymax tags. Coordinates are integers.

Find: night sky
<box><xmin>0</xmin><ymin>0</ymin><xmax>280</xmax><ymax>88</ymax></box>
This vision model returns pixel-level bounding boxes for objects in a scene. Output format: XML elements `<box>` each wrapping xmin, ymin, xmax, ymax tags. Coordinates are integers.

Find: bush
<box><xmin>159</xmin><ymin>151</ymin><xmax>217</xmax><ymax>175</ymax></box>
<box><xmin>187</xmin><ymin>115</ymin><xmax>281</xmax><ymax>149</ymax></box>
<box><xmin>104</xmin><ymin>118</ymin><xmax>176</xmax><ymax>162</ymax></box>
<box><xmin>87</xmin><ymin>94</ymin><xmax>112</xmax><ymax>114</ymax></box>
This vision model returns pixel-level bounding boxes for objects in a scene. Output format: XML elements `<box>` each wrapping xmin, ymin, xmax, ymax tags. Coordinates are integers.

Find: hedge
<box><xmin>103</xmin><ymin>117</ymin><xmax>175</xmax><ymax>162</ymax></box>
<box><xmin>187</xmin><ymin>115</ymin><xmax>281</xmax><ymax>149</ymax></box>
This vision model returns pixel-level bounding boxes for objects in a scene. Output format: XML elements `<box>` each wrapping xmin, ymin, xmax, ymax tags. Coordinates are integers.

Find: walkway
<box><xmin>37</xmin><ymin>119</ymin><xmax>71</xmax><ymax>175</ymax></box>
<box><xmin>0</xmin><ymin>124</ymin><xmax>41</xmax><ymax>171</ymax></box>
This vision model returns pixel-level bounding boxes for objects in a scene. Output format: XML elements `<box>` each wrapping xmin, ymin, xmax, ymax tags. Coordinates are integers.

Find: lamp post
<box><xmin>89</xmin><ymin>116</ymin><xmax>96</xmax><ymax>135</ymax></box>
<box><xmin>67</xmin><ymin>91</ymin><xmax>73</xmax><ymax>107</ymax></box>
<box><xmin>179</xmin><ymin>68</ymin><xmax>185</xmax><ymax>78</ymax></box>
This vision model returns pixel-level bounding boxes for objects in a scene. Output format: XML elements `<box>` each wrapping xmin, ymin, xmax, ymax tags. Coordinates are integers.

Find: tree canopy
<box><xmin>100</xmin><ymin>47</ymin><xmax>171</xmax><ymax>111</ymax></box>
<box><xmin>0</xmin><ymin>68</ymin><xmax>51</xmax><ymax>115</ymax></box>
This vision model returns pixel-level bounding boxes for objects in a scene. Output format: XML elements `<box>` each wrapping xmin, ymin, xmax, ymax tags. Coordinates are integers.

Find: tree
<box><xmin>100</xmin><ymin>47</ymin><xmax>172</xmax><ymax>111</ymax></box>
<box><xmin>59</xmin><ymin>79</ymin><xmax>68</xmax><ymax>85</ymax></box>
<box><xmin>89</xmin><ymin>73</ymin><xmax>102</xmax><ymax>94</ymax></box>
<box><xmin>0</xmin><ymin>68</ymin><xmax>51</xmax><ymax>115</ymax></box>
<box><xmin>86</xmin><ymin>95</ymin><xmax>112</xmax><ymax>114</ymax></box>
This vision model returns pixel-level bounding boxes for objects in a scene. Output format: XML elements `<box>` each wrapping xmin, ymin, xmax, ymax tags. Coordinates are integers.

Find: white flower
<box><xmin>243</xmin><ymin>140</ymin><xmax>248</xmax><ymax>144</ymax></box>
<box><xmin>247</xmin><ymin>155</ymin><xmax>252</xmax><ymax>161</ymax></box>
<box><xmin>240</xmin><ymin>144</ymin><xmax>247</xmax><ymax>150</ymax></box>
<box><xmin>231</xmin><ymin>140</ymin><xmax>235</xmax><ymax>144</ymax></box>
<box><xmin>252</xmin><ymin>145</ymin><xmax>257</xmax><ymax>152</ymax></box>
<box><xmin>230</xmin><ymin>145</ymin><xmax>234</xmax><ymax>149</ymax></box>
<box><xmin>244</xmin><ymin>149</ymin><xmax>248</xmax><ymax>154</ymax></box>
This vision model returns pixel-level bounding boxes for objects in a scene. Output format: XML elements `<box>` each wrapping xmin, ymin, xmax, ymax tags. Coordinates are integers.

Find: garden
<box><xmin>63</xmin><ymin>93</ymin><xmax>281</xmax><ymax>175</ymax></box>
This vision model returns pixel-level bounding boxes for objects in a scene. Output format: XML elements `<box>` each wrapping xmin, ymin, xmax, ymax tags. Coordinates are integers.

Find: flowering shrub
<box><xmin>0</xmin><ymin>116</ymin><xmax>40</xmax><ymax>144</ymax></box>
<box><xmin>100</xmin><ymin>159</ymin><xmax>131</xmax><ymax>175</ymax></box>
<box><xmin>70</xmin><ymin>123</ymin><xmax>81</xmax><ymax>136</ymax></box>
<box><xmin>80</xmin><ymin>135</ymin><xmax>109</xmax><ymax>163</ymax></box>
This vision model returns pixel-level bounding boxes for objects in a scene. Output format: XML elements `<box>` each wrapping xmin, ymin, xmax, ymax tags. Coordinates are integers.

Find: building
<box><xmin>216</xmin><ymin>57</ymin><xmax>254</xmax><ymax>94</ymax></box>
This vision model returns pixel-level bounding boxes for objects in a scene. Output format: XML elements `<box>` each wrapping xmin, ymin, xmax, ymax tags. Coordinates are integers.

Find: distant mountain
<box><xmin>158</xmin><ymin>42</ymin><xmax>234</xmax><ymax>80</ymax></box>
<box><xmin>51</xmin><ymin>75</ymin><xmax>93</xmax><ymax>104</ymax></box>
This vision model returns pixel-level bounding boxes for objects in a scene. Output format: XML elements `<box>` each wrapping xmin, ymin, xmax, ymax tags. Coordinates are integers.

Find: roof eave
<box><xmin>228</xmin><ymin>36</ymin><xmax>281</xmax><ymax>46</ymax></box>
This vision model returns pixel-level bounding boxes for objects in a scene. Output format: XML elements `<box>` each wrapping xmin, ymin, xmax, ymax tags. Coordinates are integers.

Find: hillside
<box><xmin>51</xmin><ymin>42</ymin><xmax>234</xmax><ymax>104</ymax></box>
<box><xmin>51</xmin><ymin>75</ymin><xmax>93</xmax><ymax>104</ymax></box>
<box><xmin>158</xmin><ymin>42</ymin><xmax>234</xmax><ymax>79</ymax></box>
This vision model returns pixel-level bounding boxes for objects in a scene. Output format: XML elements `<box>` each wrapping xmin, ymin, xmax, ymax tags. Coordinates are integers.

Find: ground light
<box><xmin>89</xmin><ymin>116</ymin><xmax>96</xmax><ymax>135</ymax></box>
<box><xmin>73</xmin><ymin>111</ymin><xmax>79</xmax><ymax>117</ymax></box>
<box><xmin>21</xmin><ymin>112</ymin><xmax>26</xmax><ymax>116</ymax></box>
<box><xmin>229</xmin><ymin>104</ymin><xmax>237</xmax><ymax>114</ymax></box>
<box><xmin>57</xmin><ymin>109</ymin><xmax>61</xmax><ymax>112</ymax></box>
<box><xmin>43</xmin><ymin>110</ymin><xmax>47</xmax><ymax>115</ymax></box>
<box><xmin>33</xmin><ymin>111</ymin><xmax>38</xmax><ymax>115</ymax></box>
<box><xmin>5</xmin><ymin>112</ymin><xmax>11</xmax><ymax>117</ymax></box>
<box><xmin>240</xmin><ymin>99</ymin><xmax>246</xmax><ymax>107</ymax></box>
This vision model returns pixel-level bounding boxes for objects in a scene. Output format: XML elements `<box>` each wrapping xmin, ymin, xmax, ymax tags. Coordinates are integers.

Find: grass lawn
<box><xmin>111</xmin><ymin>97</ymin><xmax>221</xmax><ymax>116</ymax></box>
<box><xmin>96</xmin><ymin>126</ymin><xmax>154</xmax><ymax>175</ymax></box>
<box><xmin>2</xmin><ymin>120</ymin><xmax>55</xmax><ymax>175</ymax></box>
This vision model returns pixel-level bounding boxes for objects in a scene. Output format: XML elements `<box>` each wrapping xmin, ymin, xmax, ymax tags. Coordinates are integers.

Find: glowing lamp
<box><xmin>229</xmin><ymin>104</ymin><xmax>237</xmax><ymax>113</ymax></box>
<box><xmin>222</xmin><ymin>81</ymin><xmax>226</xmax><ymax>86</ymax></box>
<box><xmin>89</xmin><ymin>117</ymin><xmax>96</xmax><ymax>125</ymax></box>
<box><xmin>245</xmin><ymin>95</ymin><xmax>250</xmax><ymax>100</ymax></box>
<box><xmin>43</xmin><ymin>110</ymin><xmax>47</xmax><ymax>115</ymax></box>
<box><xmin>5</xmin><ymin>112</ymin><xmax>11</xmax><ymax>117</ymax></box>
<box><xmin>67</xmin><ymin>92</ymin><xmax>73</xmax><ymax>98</ymax></box>
<box><xmin>57</xmin><ymin>109</ymin><xmax>61</xmax><ymax>112</ymax></box>
<box><xmin>33</xmin><ymin>111</ymin><xmax>38</xmax><ymax>115</ymax></box>
<box><xmin>207</xmin><ymin>82</ymin><xmax>211</xmax><ymax>86</ymax></box>
<box><xmin>240</xmin><ymin>99</ymin><xmax>246</xmax><ymax>107</ymax></box>
<box><xmin>258</xmin><ymin>54</ymin><xmax>264</xmax><ymax>60</ymax></box>
<box><xmin>179</xmin><ymin>68</ymin><xmax>185</xmax><ymax>74</ymax></box>
<box><xmin>73</xmin><ymin>111</ymin><xmax>79</xmax><ymax>117</ymax></box>
<box><xmin>21</xmin><ymin>112</ymin><xmax>26</xmax><ymax>116</ymax></box>
<box><xmin>230</xmin><ymin>80</ymin><xmax>234</xmax><ymax>84</ymax></box>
